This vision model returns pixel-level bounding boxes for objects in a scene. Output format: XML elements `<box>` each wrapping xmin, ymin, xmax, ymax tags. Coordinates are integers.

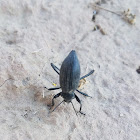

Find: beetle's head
<box><xmin>61</xmin><ymin>92</ymin><xmax>75</xmax><ymax>103</ymax></box>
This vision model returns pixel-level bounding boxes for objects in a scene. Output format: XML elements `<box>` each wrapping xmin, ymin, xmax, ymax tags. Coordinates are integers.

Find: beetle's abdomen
<box><xmin>60</xmin><ymin>50</ymin><xmax>80</xmax><ymax>93</ymax></box>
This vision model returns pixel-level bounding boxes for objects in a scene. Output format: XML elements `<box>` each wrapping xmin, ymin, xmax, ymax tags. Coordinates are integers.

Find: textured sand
<box><xmin>0</xmin><ymin>0</ymin><xmax>140</xmax><ymax>140</ymax></box>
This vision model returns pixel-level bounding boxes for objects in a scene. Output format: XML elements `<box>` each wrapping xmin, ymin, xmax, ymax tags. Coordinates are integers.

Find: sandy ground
<box><xmin>0</xmin><ymin>0</ymin><xmax>140</xmax><ymax>140</ymax></box>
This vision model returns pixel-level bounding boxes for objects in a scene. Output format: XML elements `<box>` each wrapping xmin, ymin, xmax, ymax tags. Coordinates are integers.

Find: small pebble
<box><xmin>92</xmin><ymin>10</ymin><xmax>97</xmax><ymax>22</ymax></box>
<box><xmin>119</xmin><ymin>113</ymin><xmax>124</xmax><ymax>117</ymax></box>
<box><xmin>136</xmin><ymin>66</ymin><xmax>140</xmax><ymax>74</ymax></box>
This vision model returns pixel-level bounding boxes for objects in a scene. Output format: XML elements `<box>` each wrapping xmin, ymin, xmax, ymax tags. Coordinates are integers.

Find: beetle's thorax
<box><xmin>61</xmin><ymin>92</ymin><xmax>75</xmax><ymax>102</ymax></box>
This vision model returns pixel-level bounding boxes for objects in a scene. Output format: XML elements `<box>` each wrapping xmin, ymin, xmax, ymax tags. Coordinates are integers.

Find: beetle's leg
<box><xmin>76</xmin><ymin>89</ymin><xmax>92</xmax><ymax>98</ymax></box>
<box><xmin>50</xmin><ymin>100</ymin><xmax>64</xmax><ymax>113</ymax></box>
<box><xmin>51</xmin><ymin>92</ymin><xmax>61</xmax><ymax>106</ymax></box>
<box><xmin>51</xmin><ymin>63</ymin><xmax>60</xmax><ymax>75</ymax></box>
<box><xmin>75</xmin><ymin>94</ymin><xmax>85</xmax><ymax>115</ymax></box>
<box><xmin>44</xmin><ymin>87</ymin><xmax>61</xmax><ymax>90</ymax></box>
<box><xmin>71</xmin><ymin>101</ymin><xmax>78</xmax><ymax>116</ymax></box>
<box><xmin>80</xmin><ymin>70</ymin><xmax>94</xmax><ymax>80</ymax></box>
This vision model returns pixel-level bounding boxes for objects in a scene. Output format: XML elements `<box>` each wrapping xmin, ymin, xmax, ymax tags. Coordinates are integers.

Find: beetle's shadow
<box><xmin>34</xmin><ymin>90</ymin><xmax>53</xmax><ymax>107</ymax></box>
<box><xmin>33</xmin><ymin>88</ymin><xmax>63</xmax><ymax>111</ymax></box>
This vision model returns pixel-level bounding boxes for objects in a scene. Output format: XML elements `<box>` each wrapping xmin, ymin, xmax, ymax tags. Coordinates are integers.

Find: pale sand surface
<box><xmin>0</xmin><ymin>0</ymin><xmax>140</xmax><ymax>140</ymax></box>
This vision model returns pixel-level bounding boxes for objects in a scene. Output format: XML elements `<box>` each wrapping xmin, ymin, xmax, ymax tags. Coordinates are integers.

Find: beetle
<box><xmin>46</xmin><ymin>50</ymin><xmax>94</xmax><ymax>115</ymax></box>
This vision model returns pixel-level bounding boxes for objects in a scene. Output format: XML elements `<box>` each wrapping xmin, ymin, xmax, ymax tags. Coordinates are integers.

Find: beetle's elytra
<box><xmin>46</xmin><ymin>50</ymin><xmax>94</xmax><ymax>115</ymax></box>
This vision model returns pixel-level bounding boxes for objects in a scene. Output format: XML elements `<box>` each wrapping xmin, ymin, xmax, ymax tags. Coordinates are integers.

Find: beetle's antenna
<box><xmin>71</xmin><ymin>102</ymin><xmax>78</xmax><ymax>116</ymax></box>
<box><xmin>50</xmin><ymin>100</ymin><xmax>64</xmax><ymax>113</ymax></box>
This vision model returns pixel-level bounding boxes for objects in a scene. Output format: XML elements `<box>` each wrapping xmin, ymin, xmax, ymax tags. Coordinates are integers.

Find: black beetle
<box><xmin>45</xmin><ymin>50</ymin><xmax>94</xmax><ymax>115</ymax></box>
